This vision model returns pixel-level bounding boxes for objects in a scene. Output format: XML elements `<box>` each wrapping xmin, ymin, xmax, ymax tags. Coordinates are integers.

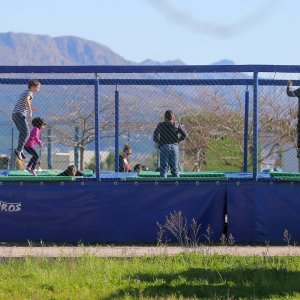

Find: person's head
<box><xmin>123</xmin><ymin>144</ymin><xmax>132</xmax><ymax>158</ymax></box>
<box><xmin>32</xmin><ymin>117</ymin><xmax>47</xmax><ymax>129</ymax></box>
<box><xmin>28</xmin><ymin>79</ymin><xmax>41</xmax><ymax>94</ymax></box>
<box><xmin>164</xmin><ymin>110</ymin><xmax>175</xmax><ymax>122</ymax></box>
<box><xmin>66</xmin><ymin>165</ymin><xmax>77</xmax><ymax>176</ymax></box>
<box><xmin>134</xmin><ymin>164</ymin><xmax>142</xmax><ymax>172</ymax></box>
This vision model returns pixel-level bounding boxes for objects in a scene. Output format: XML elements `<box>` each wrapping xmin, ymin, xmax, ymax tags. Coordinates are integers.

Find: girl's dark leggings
<box><xmin>24</xmin><ymin>146</ymin><xmax>39</xmax><ymax>170</ymax></box>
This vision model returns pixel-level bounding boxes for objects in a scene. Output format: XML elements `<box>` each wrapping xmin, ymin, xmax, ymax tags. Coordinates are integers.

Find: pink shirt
<box><xmin>25</xmin><ymin>127</ymin><xmax>43</xmax><ymax>148</ymax></box>
<box><xmin>124</xmin><ymin>161</ymin><xmax>131</xmax><ymax>172</ymax></box>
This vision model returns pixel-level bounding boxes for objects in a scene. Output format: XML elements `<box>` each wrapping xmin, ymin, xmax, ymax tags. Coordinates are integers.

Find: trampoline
<box><xmin>0</xmin><ymin>169</ymin><xmax>297</xmax><ymax>182</ymax></box>
<box><xmin>0</xmin><ymin>65</ymin><xmax>300</xmax><ymax>245</ymax></box>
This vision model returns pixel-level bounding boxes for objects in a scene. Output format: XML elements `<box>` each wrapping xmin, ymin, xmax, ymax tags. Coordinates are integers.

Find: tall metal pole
<box><xmin>253</xmin><ymin>72</ymin><xmax>259</xmax><ymax>180</ymax></box>
<box><xmin>95</xmin><ymin>73</ymin><xmax>101</xmax><ymax>181</ymax></box>
<box><xmin>47</xmin><ymin>128</ymin><xmax>52</xmax><ymax>169</ymax></box>
<box><xmin>243</xmin><ymin>88</ymin><xmax>249</xmax><ymax>172</ymax></box>
<box><xmin>10</xmin><ymin>126</ymin><xmax>14</xmax><ymax>170</ymax></box>
<box><xmin>74</xmin><ymin>126</ymin><xmax>79</xmax><ymax>169</ymax></box>
<box><xmin>115</xmin><ymin>89</ymin><xmax>120</xmax><ymax>172</ymax></box>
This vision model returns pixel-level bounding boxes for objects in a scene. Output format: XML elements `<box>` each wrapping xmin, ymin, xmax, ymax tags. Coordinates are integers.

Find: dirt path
<box><xmin>0</xmin><ymin>246</ymin><xmax>299</xmax><ymax>257</ymax></box>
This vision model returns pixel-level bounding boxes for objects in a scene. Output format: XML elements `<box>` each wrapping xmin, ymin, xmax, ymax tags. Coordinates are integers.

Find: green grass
<box><xmin>190</xmin><ymin>135</ymin><xmax>244</xmax><ymax>172</ymax></box>
<box><xmin>0</xmin><ymin>253</ymin><xmax>299</xmax><ymax>299</ymax></box>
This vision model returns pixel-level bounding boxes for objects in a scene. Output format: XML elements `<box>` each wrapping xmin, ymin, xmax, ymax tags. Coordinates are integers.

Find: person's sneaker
<box><xmin>21</xmin><ymin>152</ymin><xmax>26</xmax><ymax>159</ymax></box>
<box><xmin>14</xmin><ymin>150</ymin><xmax>23</xmax><ymax>160</ymax></box>
<box><xmin>26</xmin><ymin>167</ymin><xmax>31</xmax><ymax>173</ymax></box>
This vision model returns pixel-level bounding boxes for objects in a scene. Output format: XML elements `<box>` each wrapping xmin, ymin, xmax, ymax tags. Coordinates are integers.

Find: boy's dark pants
<box><xmin>12</xmin><ymin>112</ymin><xmax>29</xmax><ymax>153</ymax></box>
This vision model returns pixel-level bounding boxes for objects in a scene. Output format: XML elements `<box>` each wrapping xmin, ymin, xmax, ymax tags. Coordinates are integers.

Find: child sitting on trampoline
<box><xmin>133</xmin><ymin>163</ymin><xmax>142</xmax><ymax>173</ymax></box>
<box><xmin>119</xmin><ymin>144</ymin><xmax>132</xmax><ymax>172</ymax></box>
<box><xmin>58</xmin><ymin>165</ymin><xmax>85</xmax><ymax>177</ymax></box>
<box><xmin>24</xmin><ymin>117</ymin><xmax>47</xmax><ymax>176</ymax></box>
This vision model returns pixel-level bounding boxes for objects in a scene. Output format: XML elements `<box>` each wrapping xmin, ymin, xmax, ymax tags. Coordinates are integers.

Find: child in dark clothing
<box><xmin>24</xmin><ymin>117</ymin><xmax>46</xmax><ymax>176</ymax></box>
<box><xmin>58</xmin><ymin>165</ymin><xmax>85</xmax><ymax>177</ymax></box>
<box><xmin>133</xmin><ymin>163</ymin><xmax>142</xmax><ymax>173</ymax></box>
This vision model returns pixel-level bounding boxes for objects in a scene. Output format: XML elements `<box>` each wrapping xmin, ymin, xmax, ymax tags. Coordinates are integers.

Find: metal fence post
<box><xmin>47</xmin><ymin>128</ymin><xmax>52</xmax><ymax>169</ymax></box>
<box><xmin>95</xmin><ymin>74</ymin><xmax>101</xmax><ymax>181</ymax></box>
<box><xmin>243</xmin><ymin>88</ymin><xmax>249</xmax><ymax>172</ymax></box>
<box><xmin>74</xmin><ymin>126</ymin><xmax>79</xmax><ymax>169</ymax></box>
<box><xmin>9</xmin><ymin>126</ymin><xmax>14</xmax><ymax>170</ymax></box>
<box><xmin>115</xmin><ymin>89</ymin><xmax>119</xmax><ymax>172</ymax></box>
<box><xmin>253</xmin><ymin>72</ymin><xmax>259</xmax><ymax>180</ymax></box>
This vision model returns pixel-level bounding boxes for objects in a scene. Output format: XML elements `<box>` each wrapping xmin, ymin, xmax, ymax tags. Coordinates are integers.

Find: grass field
<box><xmin>0</xmin><ymin>253</ymin><xmax>299</xmax><ymax>299</ymax></box>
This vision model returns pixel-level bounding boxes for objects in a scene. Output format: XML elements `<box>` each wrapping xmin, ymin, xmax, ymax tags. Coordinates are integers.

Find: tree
<box><xmin>180</xmin><ymin>86</ymin><xmax>296</xmax><ymax>171</ymax></box>
<box><xmin>85</xmin><ymin>152</ymin><xmax>115</xmax><ymax>171</ymax></box>
<box><xmin>48</xmin><ymin>97</ymin><xmax>114</xmax><ymax>170</ymax></box>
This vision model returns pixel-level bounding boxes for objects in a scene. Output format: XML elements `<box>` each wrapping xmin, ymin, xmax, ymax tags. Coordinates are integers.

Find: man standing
<box><xmin>153</xmin><ymin>110</ymin><xmax>187</xmax><ymax>178</ymax></box>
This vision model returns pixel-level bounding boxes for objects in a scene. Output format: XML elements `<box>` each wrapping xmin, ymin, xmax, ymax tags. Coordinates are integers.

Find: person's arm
<box><xmin>153</xmin><ymin>123</ymin><xmax>161</xmax><ymax>148</ymax></box>
<box><xmin>25</xmin><ymin>95</ymin><xmax>32</xmax><ymax>119</ymax></box>
<box><xmin>178</xmin><ymin>124</ymin><xmax>187</xmax><ymax>142</ymax></box>
<box><xmin>32</xmin><ymin>128</ymin><xmax>43</xmax><ymax>147</ymax></box>
<box><xmin>58</xmin><ymin>171</ymin><xmax>67</xmax><ymax>176</ymax></box>
<box><xmin>76</xmin><ymin>170</ymin><xmax>86</xmax><ymax>177</ymax></box>
<box><xmin>287</xmin><ymin>80</ymin><xmax>300</xmax><ymax>98</ymax></box>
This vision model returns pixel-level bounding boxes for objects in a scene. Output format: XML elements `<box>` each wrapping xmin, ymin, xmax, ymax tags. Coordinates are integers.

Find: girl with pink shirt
<box><xmin>24</xmin><ymin>117</ymin><xmax>47</xmax><ymax>176</ymax></box>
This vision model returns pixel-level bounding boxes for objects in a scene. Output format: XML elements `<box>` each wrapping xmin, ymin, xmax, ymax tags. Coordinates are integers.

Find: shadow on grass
<box><xmin>104</xmin><ymin>267</ymin><xmax>300</xmax><ymax>299</ymax></box>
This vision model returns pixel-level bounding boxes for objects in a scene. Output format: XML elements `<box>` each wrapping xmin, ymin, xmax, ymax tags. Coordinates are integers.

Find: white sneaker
<box><xmin>14</xmin><ymin>150</ymin><xmax>23</xmax><ymax>160</ymax></box>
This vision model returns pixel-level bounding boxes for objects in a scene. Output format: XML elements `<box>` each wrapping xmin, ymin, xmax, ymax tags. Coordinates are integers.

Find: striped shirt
<box><xmin>12</xmin><ymin>89</ymin><xmax>34</xmax><ymax>116</ymax></box>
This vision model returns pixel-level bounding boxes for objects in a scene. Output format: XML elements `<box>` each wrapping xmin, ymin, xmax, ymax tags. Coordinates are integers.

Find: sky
<box><xmin>0</xmin><ymin>0</ymin><xmax>299</xmax><ymax>65</ymax></box>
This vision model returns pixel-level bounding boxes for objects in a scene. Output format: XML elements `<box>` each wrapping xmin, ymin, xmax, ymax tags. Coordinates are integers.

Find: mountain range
<box><xmin>0</xmin><ymin>32</ymin><xmax>235</xmax><ymax>66</ymax></box>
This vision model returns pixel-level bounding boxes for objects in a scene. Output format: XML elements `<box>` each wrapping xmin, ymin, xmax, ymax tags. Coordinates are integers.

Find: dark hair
<box><xmin>123</xmin><ymin>143</ymin><xmax>131</xmax><ymax>154</ymax></box>
<box><xmin>134</xmin><ymin>164</ymin><xmax>142</xmax><ymax>172</ymax></box>
<box><xmin>66</xmin><ymin>165</ymin><xmax>77</xmax><ymax>176</ymax></box>
<box><xmin>28</xmin><ymin>79</ymin><xmax>41</xmax><ymax>89</ymax></box>
<box><xmin>164</xmin><ymin>110</ymin><xmax>174</xmax><ymax>121</ymax></box>
<box><xmin>32</xmin><ymin>117</ymin><xmax>47</xmax><ymax>129</ymax></box>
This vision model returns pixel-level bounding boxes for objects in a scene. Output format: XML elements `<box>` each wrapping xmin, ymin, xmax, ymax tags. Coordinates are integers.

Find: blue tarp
<box><xmin>227</xmin><ymin>183</ymin><xmax>300</xmax><ymax>243</ymax></box>
<box><xmin>1</xmin><ymin>182</ymin><xmax>300</xmax><ymax>243</ymax></box>
<box><xmin>0</xmin><ymin>182</ymin><xmax>226</xmax><ymax>244</ymax></box>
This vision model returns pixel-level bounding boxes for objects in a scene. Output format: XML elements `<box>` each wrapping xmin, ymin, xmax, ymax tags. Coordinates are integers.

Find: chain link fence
<box><xmin>0</xmin><ymin>66</ymin><xmax>299</xmax><ymax>179</ymax></box>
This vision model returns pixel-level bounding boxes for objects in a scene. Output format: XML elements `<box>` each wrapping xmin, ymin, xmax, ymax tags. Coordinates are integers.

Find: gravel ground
<box><xmin>0</xmin><ymin>246</ymin><xmax>299</xmax><ymax>257</ymax></box>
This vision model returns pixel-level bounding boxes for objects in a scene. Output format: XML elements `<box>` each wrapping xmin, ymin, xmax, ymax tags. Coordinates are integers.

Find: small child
<box><xmin>12</xmin><ymin>79</ymin><xmax>41</xmax><ymax>160</ymax></box>
<box><xmin>133</xmin><ymin>163</ymin><xmax>142</xmax><ymax>173</ymax></box>
<box><xmin>24</xmin><ymin>117</ymin><xmax>47</xmax><ymax>176</ymax></box>
<box><xmin>58</xmin><ymin>165</ymin><xmax>85</xmax><ymax>177</ymax></box>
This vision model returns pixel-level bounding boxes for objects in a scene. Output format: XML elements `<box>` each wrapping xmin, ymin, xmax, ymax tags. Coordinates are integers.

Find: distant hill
<box><xmin>0</xmin><ymin>32</ymin><xmax>132</xmax><ymax>65</ymax></box>
<box><xmin>0</xmin><ymin>32</ymin><xmax>235</xmax><ymax>66</ymax></box>
<box><xmin>0</xmin><ymin>32</ymin><xmax>186</xmax><ymax>66</ymax></box>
